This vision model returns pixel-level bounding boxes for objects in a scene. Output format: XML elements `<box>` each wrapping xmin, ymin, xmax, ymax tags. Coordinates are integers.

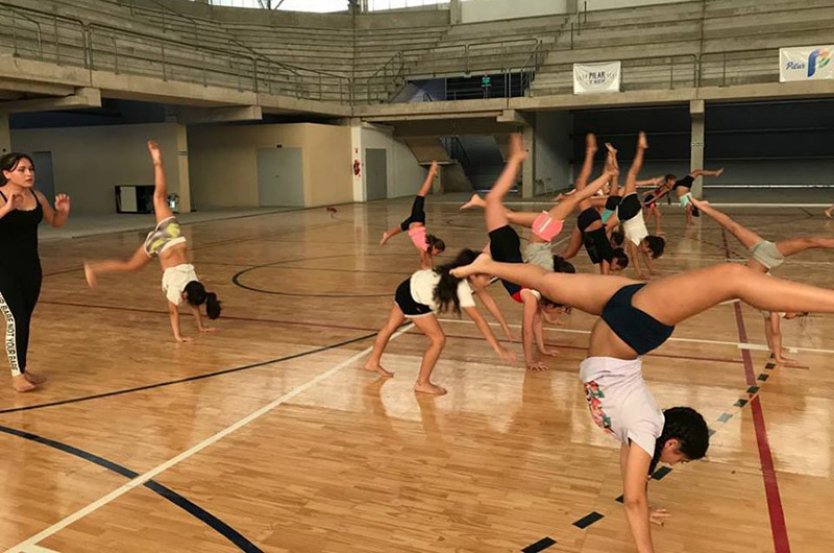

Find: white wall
<box><xmin>359</xmin><ymin>123</ymin><xmax>426</xmax><ymax>199</ymax></box>
<box><xmin>188</xmin><ymin>123</ymin><xmax>352</xmax><ymax>209</ymax></box>
<box><xmin>535</xmin><ymin>111</ymin><xmax>572</xmax><ymax>194</ymax></box>
<box><xmin>461</xmin><ymin>0</ymin><xmax>568</xmax><ymax>23</ymax></box>
<box><xmin>11</xmin><ymin>123</ymin><xmax>187</xmax><ymax>215</ymax></box>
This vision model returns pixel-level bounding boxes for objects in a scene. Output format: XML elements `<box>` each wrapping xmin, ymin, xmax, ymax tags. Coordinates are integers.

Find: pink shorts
<box><xmin>408</xmin><ymin>225</ymin><xmax>429</xmax><ymax>252</ymax></box>
<box><xmin>531</xmin><ymin>211</ymin><xmax>564</xmax><ymax>242</ymax></box>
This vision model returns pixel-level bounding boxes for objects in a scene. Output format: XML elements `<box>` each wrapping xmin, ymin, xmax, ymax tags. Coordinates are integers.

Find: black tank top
<box><xmin>0</xmin><ymin>189</ymin><xmax>44</xmax><ymax>266</ymax></box>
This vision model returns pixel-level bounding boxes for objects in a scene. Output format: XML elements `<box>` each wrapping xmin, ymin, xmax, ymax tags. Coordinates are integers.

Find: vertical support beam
<box><xmin>449</xmin><ymin>0</ymin><xmax>462</xmax><ymax>24</ymax></box>
<box><xmin>0</xmin><ymin>114</ymin><xmax>10</xmax><ymax>155</ymax></box>
<box><xmin>522</xmin><ymin>121</ymin><xmax>535</xmax><ymax>199</ymax></box>
<box><xmin>690</xmin><ymin>99</ymin><xmax>705</xmax><ymax>197</ymax></box>
<box><xmin>175</xmin><ymin>124</ymin><xmax>192</xmax><ymax>213</ymax></box>
<box><xmin>350</xmin><ymin>117</ymin><xmax>365</xmax><ymax>202</ymax></box>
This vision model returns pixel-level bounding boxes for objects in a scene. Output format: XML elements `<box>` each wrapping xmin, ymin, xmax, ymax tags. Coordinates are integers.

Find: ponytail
<box><xmin>432</xmin><ymin>248</ymin><xmax>478</xmax><ymax>315</ymax></box>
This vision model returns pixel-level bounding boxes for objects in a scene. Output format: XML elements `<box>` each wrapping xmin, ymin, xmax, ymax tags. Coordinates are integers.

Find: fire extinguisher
<box><xmin>353</xmin><ymin>159</ymin><xmax>361</xmax><ymax>177</ymax></box>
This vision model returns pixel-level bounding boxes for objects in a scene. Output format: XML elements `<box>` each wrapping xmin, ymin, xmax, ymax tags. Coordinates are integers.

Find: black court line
<box><xmin>0</xmin><ymin>331</ymin><xmax>377</xmax><ymax>414</ymax></box>
<box><xmin>232</xmin><ymin>253</ymin><xmax>415</xmax><ymax>298</ymax></box>
<box><xmin>0</xmin><ymin>423</ymin><xmax>262</xmax><ymax>552</ymax></box>
<box><xmin>520</xmin><ymin>536</ymin><xmax>556</xmax><ymax>552</ymax></box>
<box><xmin>573</xmin><ymin>511</ymin><xmax>604</xmax><ymax>529</ymax></box>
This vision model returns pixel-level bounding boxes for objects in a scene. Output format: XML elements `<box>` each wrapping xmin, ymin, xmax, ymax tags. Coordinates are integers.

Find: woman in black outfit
<box><xmin>0</xmin><ymin>153</ymin><xmax>71</xmax><ymax>392</ymax></box>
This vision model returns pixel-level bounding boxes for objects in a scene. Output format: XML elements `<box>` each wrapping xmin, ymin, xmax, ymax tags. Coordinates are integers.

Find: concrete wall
<box><xmin>360</xmin><ymin>123</ymin><xmax>426</xmax><ymax>199</ymax></box>
<box><xmin>586</xmin><ymin>0</ymin><xmax>683</xmax><ymax>11</ymax></box>
<box><xmin>11</xmin><ymin>122</ymin><xmax>187</xmax><ymax>215</ymax></box>
<box><xmin>188</xmin><ymin>122</ymin><xmax>352</xmax><ymax>209</ymax></box>
<box><xmin>535</xmin><ymin>111</ymin><xmax>572</xmax><ymax>193</ymax></box>
<box><xmin>461</xmin><ymin>0</ymin><xmax>568</xmax><ymax>23</ymax></box>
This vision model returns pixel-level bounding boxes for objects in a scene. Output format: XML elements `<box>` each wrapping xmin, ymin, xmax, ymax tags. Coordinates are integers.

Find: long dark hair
<box><xmin>432</xmin><ymin>248</ymin><xmax>479</xmax><ymax>315</ymax></box>
<box><xmin>650</xmin><ymin>406</ymin><xmax>709</xmax><ymax>474</ymax></box>
<box><xmin>426</xmin><ymin>234</ymin><xmax>445</xmax><ymax>254</ymax></box>
<box><xmin>184</xmin><ymin>281</ymin><xmax>222</xmax><ymax>319</ymax></box>
<box><xmin>0</xmin><ymin>153</ymin><xmax>35</xmax><ymax>185</ymax></box>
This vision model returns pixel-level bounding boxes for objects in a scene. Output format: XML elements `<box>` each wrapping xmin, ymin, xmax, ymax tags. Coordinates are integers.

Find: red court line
<box><xmin>723</xmin><ymin>231</ymin><xmax>791</xmax><ymax>553</ymax></box>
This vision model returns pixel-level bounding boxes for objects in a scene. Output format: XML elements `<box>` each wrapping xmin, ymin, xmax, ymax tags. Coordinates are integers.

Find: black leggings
<box><xmin>0</xmin><ymin>264</ymin><xmax>42</xmax><ymax>375</ymax></box>
<box><xmin>399</xmin><ymin>196</ymin><xmax>426</xmax><ymax>231</ymax></box>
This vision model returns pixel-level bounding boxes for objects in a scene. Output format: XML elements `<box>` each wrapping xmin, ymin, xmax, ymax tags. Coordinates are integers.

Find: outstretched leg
<box><xmin>485</xmin><ymin>134</ymin><xmax>526</xmax><ymax>232</ymax></box>
<box><xmin>452</xmin><ymin>254</ymin><xmax>635</xmax><ymax>315</ymax></box>
<box><xmin>84</xmin><ymin>245</ymin><xmax>152</xmax><ymax>288</ymax></box>
<box><xmin>622</xmin><ymin>132</ymin><xmax>648</xmax><ymax>197</ymax></box>
<box><xmin>689</xmin><ymin>197</ymin><xmax>763</xmax><ymax>249</ymax></box>
<box><xmin>147</xmin><ymin>140</ymin><xmax>174</xmax><ymax>224</ymax></box>
<box><xmin>634</xmin><ymin>262</ymin><xmax>834</xmax><ymax>325</ymax></box>
<box><xmin>775</xmin><ymin>236</ymin><xmax>834</xmax><ymax>257</ymax></box>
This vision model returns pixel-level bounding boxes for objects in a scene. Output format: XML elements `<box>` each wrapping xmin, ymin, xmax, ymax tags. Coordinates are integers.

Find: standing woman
<box><xmin>364</xmin><ymin>248</ymin><xmax>515</xmax><ymax>395</ymax></box>
<box><xmin>380</xmin><ymin>161</ymin><xmax>446</xmax><ymax>269</ymax></box>
<box><xmin>84</xmin><ymin>141</ymin><xmax>221</xmax><ymax>343</ymax></box>
<box><xmin>0</xmin><ymin>152</ymin><xmax>71</xmax><ymax>392</ymax></box>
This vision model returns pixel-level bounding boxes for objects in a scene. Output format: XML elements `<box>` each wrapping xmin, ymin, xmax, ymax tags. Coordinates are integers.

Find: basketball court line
<box><xmin>4</xmin><ymin>324</ymin><xmax>414</xmax><ymax>553</ymax></box>
<box><xmin>439</xmin><ymin>318</ymin><xmax>834</xmax><ymax>355</ymax></box>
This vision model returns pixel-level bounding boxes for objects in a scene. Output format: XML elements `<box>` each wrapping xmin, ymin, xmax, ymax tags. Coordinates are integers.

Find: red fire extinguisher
<box><xmin>353</xmin><ymin>159</ymin><xmax>361</xmax><ymax>177</ymax></box>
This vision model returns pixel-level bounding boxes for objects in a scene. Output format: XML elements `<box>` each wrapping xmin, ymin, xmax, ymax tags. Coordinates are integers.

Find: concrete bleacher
<box><xmin>406</xmin><ymin>14</ymin><xmax>568</xmax><ymax>80</ymax></box>
<box><xmin>530</xmin><ymin>0</ymin><xmax>834</xmax><ymax>96</ymax></box>
<box><xmin>2</xmin><ymin>0</ymin><xmax>833</xmax><ymax>107</ymax></box>
<box><xmin>530</xmin><ymin>1</ymin><xmax>703</xmax><ymax>96</ymax></box>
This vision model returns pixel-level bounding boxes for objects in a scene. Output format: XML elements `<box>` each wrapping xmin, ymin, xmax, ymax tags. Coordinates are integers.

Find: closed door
<box><xmin>257</xmin><ymin>147</ymin><xmax>304</xmax><ymax>207</ymax></box>
<box><xmin>31</xmin><ymin>151</ymin><xmax>55</xmax><ymax>204</ymax></box>
<box><xmin>365</xmin><ymin>148</ymin><xmax>387</xmax><ymax>201</ymax></box>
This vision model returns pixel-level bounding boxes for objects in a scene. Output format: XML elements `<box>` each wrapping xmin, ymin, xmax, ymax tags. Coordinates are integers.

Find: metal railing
<box><xmin>0</xmin><ymin>1</ymin><xmax>351</xmax><ymax>103</ymax></box>
<box><xmin>0</xmin><ymin>0</ymin><xmax>792</xmax><ymax>106</ymax></box>
<box><xmin>364</xmin><ymin>51</ymin><xmax>405</xmax><ymax>103</ymax></box>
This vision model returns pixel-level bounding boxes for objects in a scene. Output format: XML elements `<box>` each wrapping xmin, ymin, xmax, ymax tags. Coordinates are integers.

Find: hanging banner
<box><xmin>780</xmin><ymin>46</ymin><xmax>833</xmax><ymax>82</ymax></box>
<box><xmin>573</xmin><ymin>61</ymin><xmax>621</xmax><ymax>94</ymax></box>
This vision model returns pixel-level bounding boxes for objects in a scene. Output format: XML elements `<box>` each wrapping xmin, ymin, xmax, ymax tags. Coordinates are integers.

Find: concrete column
<box><xmin>690</xmin><ymin>99</ymin><xmax>705</xmax><ymax>197</ymax></box>
<box><xmin>175</xmin><ymin>124</ymin><xmax>192</xmax><ymax>213</ymax></box>
<box><xmin>0</xmin><ymin>114</ymin><xmax>10</xmax><ymax>155</ymax></box>
<box><xmin>349</xmin><ymin>118</ymin><xmax>365</xmax><ymax>202</ymax></box>
<box><xmin>522</xmin><ymin>122</ymin><xmax>535</xmax><ymax>199</ymax></box>
<box><xmin>449</xmin><ymin>0</ymin><xmax>462</xmax><ymax>24</ymax></box>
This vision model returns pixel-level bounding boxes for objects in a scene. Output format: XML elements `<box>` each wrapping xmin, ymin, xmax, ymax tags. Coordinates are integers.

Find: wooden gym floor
<box><xmin>0</xmin><ymin>197</ymin><xmax>832</xmax><ymax>553</ymax></box>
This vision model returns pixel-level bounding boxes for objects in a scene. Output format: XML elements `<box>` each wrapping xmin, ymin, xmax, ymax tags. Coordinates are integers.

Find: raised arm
<box><xmin>622</xmin><ymin>443</ymin><xmax>655</xmax><ymax>553</ymax></box>
<box><xmin>37</xmin><ymin>191</ymin><xmax>71</xmax><ymax>228</ymax></box>
<box><xmin>168</xmin><ymin>301</ymin><xmax>187</xmax><ymax>343</ymax></box>
<box><xmin>474</xmin><ymin>287</ymin><xmax>515</xmax><ymax>341</ymax></box>
<box><xmin>463</xmin><ymin>305</ymin><xmax>514</xmax><ymax>363</ymax></box>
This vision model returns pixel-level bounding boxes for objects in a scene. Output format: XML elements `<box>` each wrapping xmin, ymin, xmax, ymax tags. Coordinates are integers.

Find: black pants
<box><xmin>399</xmin><ymin>196</ymin><xmax>426</xmax><ymax>231</ymax></box>
<box><xmin>0</xmin><ymin>263</ymin><xmax>42</xmax><ymax>375</ymax></box>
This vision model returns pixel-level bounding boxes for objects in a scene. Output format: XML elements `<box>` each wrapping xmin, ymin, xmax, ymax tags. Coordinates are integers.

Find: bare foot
<box><xmin>364</xmin><ymin>361</ymin><xmax>394</xmax><ymax>378</ymax></box>
<box><xmin>638</xmin><ymin>131</ymin><xmax>648</xmax><ymax>149</ymax></box>
<box><xmin>414</xmin><ymin>381</ymin><xmax>447</xmax><ymax>395</ymax></box>
<box><xmin>24</xmin><ymin>371</ymin><xmax>47</xmax><ymax>385</ymax></box>
<box><xmin>84</xmin><ymin>263</ymin><xmax>97</xmax><ymax>288</ymax></box>
<box><xmin>605</xmin><ymin>142</ymin><xmax>618</xmax><ymax>155</ymax></box>
<box><xmin>460</xmin><ymin>193</ymin><xmax>484</xmax><ymax>211</ymax></box>
<box><xmin>509</xmin><ymin>133</ymin><xmax>528</xmax><ymax>162</ymax></box>
<box><xmin>450</xmin><ymin>252</ymin><xmax>492</xmax><ymax>279</ymax></box>
<box><xmin>379</xmin><ymin>231</ymin><xmax>392</xmax><ymax>246</ymax></box>
<box><xmin>12</xmin><ymin>374</ymin><xmax>37</xmax><ymax>392</ymax></box>
<box><xmin>586</xmin><ymin>133</ymin><xmax>598</xmax><ymax>152</ymax></box>
<box><xmin>825</xmin><ymin>207</ymin><xmax>833</xmax><ymax>218</ymax></box>
<box><xmin>715</xmin><ymin>168</ymin><xmax>724</xmax><ymax>177</ymax></box>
